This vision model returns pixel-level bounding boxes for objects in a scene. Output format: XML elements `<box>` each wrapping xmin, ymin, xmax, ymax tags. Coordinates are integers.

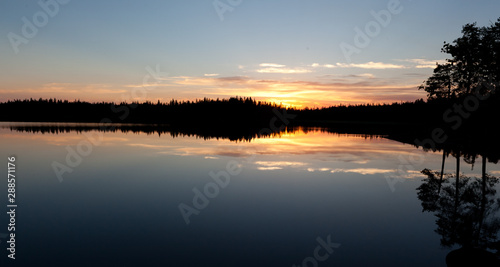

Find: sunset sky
<box><xmin>1</xmin><ymin>0</ymin><xmax>499</xmax><ymax>108</ymax></box>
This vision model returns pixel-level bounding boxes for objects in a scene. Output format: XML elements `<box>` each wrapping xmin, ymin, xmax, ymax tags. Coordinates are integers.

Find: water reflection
<box><xmin>1</xmin><ymin>122</ymin><xmax>384</xmax><ymax>142</ymax></box>
<box><xmin>1</xmin><ymin>121</ymin><xmax>286</xmax><ymax>141</ymax></box>
<box><xmin>2</xmin><ymin>123</ymin><xmax>435</xmax><ymax>180</ymax></box>
<box><xmin>3</xmin><ymin>122</ymin><xmax>500</xmax><ymax>266</ymax></box>
<box><xmin>417</xmin><ymin>152</ymin><xmax>500</xmax><ymax>266</ymax></box>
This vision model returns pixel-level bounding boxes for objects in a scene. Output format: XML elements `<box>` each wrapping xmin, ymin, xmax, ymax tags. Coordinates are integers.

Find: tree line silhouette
<box><xmin>0</xmin><ymin>97</ymin><xmax>290</xmax><ymax>127</ymax></box>
<box><xmin>0</xmin><ymin>92</ymin><xmax>498</xmax><ymax>137</ymax></box>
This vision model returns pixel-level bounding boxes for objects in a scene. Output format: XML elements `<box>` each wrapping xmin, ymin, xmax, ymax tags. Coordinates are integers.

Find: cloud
<box><xmin>307</xmin><ymin>167</ymin><xmax>331</xmax><ymax>172</ymax></box>
<box><xmin>306</xmin><ymin>167</ymin><xmax>423</xmax><ymax>179</ymax></box>
<box><xmin>313</xmin><ymin>60</ymin><xmax>447</xmax><ymax>70</ymax></box>
<box><xmin>335</xmin><ymin>62</ymin><xmax>406</xmax><ymax>69</ymax></box>
<box><xmin>256</xmin><ymin>68</ymin><xmax>312</xmax><ymax>74</ymax></box>
<box><xmin>255</xmin><ymin>161</ymin><xmax>307</xmax><ymax>167</ymax></box>
<box><xmin>311</xmin><ymin>62</ymin><xmax>406</xmax><ymax>69</ymax></box>
<box><xmin>204</xmin><ymin>73</ymin><xmax>219</xmax><ymax>77</ymax></box>
<box><xmin>385</xmin><ymin>170</ymin><xmax>425</xmax><ymax>179</ymax></box>
<box><xmin>256</xmin><ymin>63</ymin><xmax>312</xmax><ymax>74</ymax></box>
<box><xmin>138</xmin><ymin>74</ymin><xmax>423</xmax><ymax>107</ymax></box>
<box><xmin>259</xmin><ymin>63</ymin><xmax>286</xmax><ymax>68</ymax></box>
<box><xmin>96</xmin><ymin>128</ymin><xmax>442</xmax><ymax>177</ymax></box>
<box><xmin>311</xmin><ymin>63</ymin><xmax>336</xmax><ymax>68</ymax></box>
<box><xmin>330</xmin><ymin>168</ymin><xmax>394</xmax><ymax>175</ymax></box>
<box><xmin>398</xmin><ymin>58</ymin><xmax>447</xmax><ymax>69</ymax></box>
<box><xmin>60</xmin><ymin>67</ymin><xmax>422</xmax><ymax>107</ymax></box>
<box><xmin>345</xmin><ymin>73</ymin><xmax>375</xmax><ymax>79</ymax></box>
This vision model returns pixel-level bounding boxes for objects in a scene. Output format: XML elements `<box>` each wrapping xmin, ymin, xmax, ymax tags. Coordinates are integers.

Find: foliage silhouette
<box><xmin>419</xmin><ymin>18</ymin><xmax>500</xmax><ymax>100</ymax></box>
<box><xmin>417</xmin><ymin>153</ymin><xmax>500</xmax><ymax>266</ymax></box>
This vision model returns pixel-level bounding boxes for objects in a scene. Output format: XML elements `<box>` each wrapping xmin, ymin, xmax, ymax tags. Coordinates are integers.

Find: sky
<box><xmin>1</xmin><ymin>0</ymin><xmax>499</xmax><ymax>108</ymax></box>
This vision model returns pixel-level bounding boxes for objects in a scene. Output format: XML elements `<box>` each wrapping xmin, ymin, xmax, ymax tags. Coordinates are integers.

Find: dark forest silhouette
<box><xmin>0</xmin><ymin>97</ymin><xmax>288</xmax><ymax>128</ymax></box>
<box><xmin>1</xmin><ymin>92</ymin><xmax>498</xmax><ymax>144</ymax></box>
<box><xmin>1</xmin><ymin>88</ymin><xmax>498</xmax><ymax>127</ymax></box>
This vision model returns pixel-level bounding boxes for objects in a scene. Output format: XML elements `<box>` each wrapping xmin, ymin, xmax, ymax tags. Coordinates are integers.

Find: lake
<box><xmin>1</xmin><ymin>122</ymin><xmax>499</xmax><ymax>267</ymax></box>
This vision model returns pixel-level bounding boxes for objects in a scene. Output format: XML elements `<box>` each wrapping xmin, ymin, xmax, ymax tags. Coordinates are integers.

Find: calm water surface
<box><xmin>0</xmin><ymin>122</ymin><xmax>499</xmax><ymax>266</ymax></box>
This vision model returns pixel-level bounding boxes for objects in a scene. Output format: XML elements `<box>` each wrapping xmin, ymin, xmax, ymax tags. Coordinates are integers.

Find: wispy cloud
<box><xmin>398</xmin><ymin>58</ymin><xmax>447</xmax><ymax>69</ymax></box>
<box><xmin>345</xmin><ymin>73</ymin><xmax>375</xmax><ymax>79</ymax></box>
<box><xmin>312</xmin><ymin>60</ymin><xmax>446</xmax><ymax>69</ymax></box>
<box><xmin>307</xmin><ymin>167</ymin><xmax>332</xmax><ymax>172</ymax></box>
<box><xmin>307</xmin><ymin>166</ymin><xmax>425</xmax><ymax>178</ymax></box>
<box><xmin>255</xmin><ymin>161</ymin><xmax>307</xmax><ymax>167</ymax></box>
<box><xmin>255</xmin><ymin>160</ymin><xmax>307</xmax><ymax>171</ymax></box>
<box><xmin>259</xmin><ymin>63</ymin><xmax>286</xmax><ymax>68</ymax></box>
<box><xmin>335</xmin><ymin>62</ymin><xmax>406</xmax><ymax>69</ymax></box>
<box><xmin>257</xmin><ymin>68</ymin><xmax>312</xmax><ymax>74</ymax></box>
<box><xmin>256</xmin><ymin>63</ymin><xmax>312</xmax><ymax>74</ymax></box>
<box><xmin>7</xmin><ymin>66</ymin><xmax>425</xmax><ymax>107</ymax></box>
<box><xmin>330</xmin><ymin>168</ymin><xmax>394</xmax><ymax>175</ymax></box>
<box><xmin>123</xmin><ymin>73</ymin><xmax>424</xmax><ymax>107</ymax></box>
<box><xmin>311</xmin><ymin>63</ymin><xmax>336</xmax><ymax>68</ymax></box>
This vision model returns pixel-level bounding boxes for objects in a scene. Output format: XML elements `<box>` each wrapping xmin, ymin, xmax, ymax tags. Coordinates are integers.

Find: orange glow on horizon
<box><xmin>0</xmin><ymin>73</ymin><xmax>427</xmax><ymax>109</ymax></box>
